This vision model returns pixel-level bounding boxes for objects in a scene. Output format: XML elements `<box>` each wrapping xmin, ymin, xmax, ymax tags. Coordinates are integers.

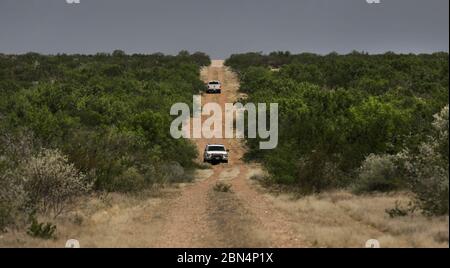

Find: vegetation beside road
<box><xmin>226</xmin><ymin>51</ymin><xmax>449</xmax><ymax>216</ymax></box>
<box><xmin>0</xmin><ymin>51</ymin><xmax>210</xmax><ymax>232</ymax></box>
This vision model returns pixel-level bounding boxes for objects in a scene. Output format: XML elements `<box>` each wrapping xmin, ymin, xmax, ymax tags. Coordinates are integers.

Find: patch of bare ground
<box><xmin>207</xmin><ymin>186</ymin><xmax>266</xmax><ymax>248</ymax></box>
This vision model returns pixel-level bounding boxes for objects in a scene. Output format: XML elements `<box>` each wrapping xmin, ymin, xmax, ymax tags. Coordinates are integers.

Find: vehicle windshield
<box><xmin>209</xmin><ymin>81</ymin><xmax>219</xmax><ymax>85</ymax></box>
<box><xmin>207</xmin><ymin>146</ymin><xmax>225</xmax><ymax>151</ymax></box>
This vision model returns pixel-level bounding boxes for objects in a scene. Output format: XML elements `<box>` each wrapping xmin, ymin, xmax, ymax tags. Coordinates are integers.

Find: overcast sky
<box><xmin>0</xmin><ymin>0</ymin><xmax>448</xmax><ymax>58</ymax></box>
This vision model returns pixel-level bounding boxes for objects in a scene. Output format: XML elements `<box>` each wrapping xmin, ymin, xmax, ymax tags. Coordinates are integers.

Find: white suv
<box><xmin>203</xmin><ymin>144</ymin><xmax>229</xmax><ymax>163</ymax></box>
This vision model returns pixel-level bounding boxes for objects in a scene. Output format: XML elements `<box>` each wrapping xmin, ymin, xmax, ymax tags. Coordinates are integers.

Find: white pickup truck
<box><xmin>203</xmin><ymin>144</ymin><xmax>229</xmax><ymax>164</ymax></box>
<box><xmin>206</xmin><ymin>80</ymin><xmax>221</xmax><ymax>94</ymax></box>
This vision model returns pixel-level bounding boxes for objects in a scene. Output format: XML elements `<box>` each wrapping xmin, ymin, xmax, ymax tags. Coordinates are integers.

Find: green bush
<box><xmin>293</xmin><ymin>153</ymin><xmax>341</xmax><ymax>194</ymax></box>
<box><xmin>27</xmin><ymin>217</ymin><xmax>56</xmax><ymax>239</ymax></box>
<box><xmin>408</xmin><ymin>145</ymin><xmax>449</xmax><ymax>216</ymax></box>
<box><xmin>354</xmin><ymin>154</ymin><xmax>403</xmax><ymax>193</ymax></box>
<box><xmin>109</xmin><ymin>167</ymin><xmax>146</xmax><ymax>193</ymax></box>
<box><xmin>405</xmin><ymin>106</ymin><xmax>449</xmax><ymax>216</ymax></box>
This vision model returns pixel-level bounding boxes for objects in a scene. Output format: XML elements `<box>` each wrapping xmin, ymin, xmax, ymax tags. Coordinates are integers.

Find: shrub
<box><xmin>403</xmin><ymin>106</ymin><xmax>449</xmax><ymax>216</ymax></box>
<box><xmin>250</xmin><ymin>174</ymin><xmax>268</xmax><ymax>182</ymax></box>
<box><xmin>109</xmin><ymin>166</ymin><xmax>146</xmax><ymax>193</ymax></box>
<box><xmin>27</xmin><ymin>217</ymin><xmax>56</xmax><ymax>239</ymax></box>
<box><xmin>0</xmin><ymin>171</ymin><xmax>28</xmax><ymax>232</ymax></box>
<box><xmin>385</xmin><ymin>201</ymin><xmax>414</xmax><ymax>218</ymax></box>
<box><xmin>406</xmin><ymin>143</ymin><xmax>449</xmax><ymax>215</ymax></box>
<box><xmin>213</xmin><ymin>182</ymin><xmax>232</xmax><ymax>193</ymax></box>
<box><xmin>354</xmin><ymin>154</ymin><xmax>403</xmax><ymax>193</ymax></box>
<box><xmin>1</xmin><ymin>131</ymin><xmax>35</xmax><ymax>230</ymax></box>
<box><xmin>20</xmin><ymin>149</ymin><xmax>92</xmax><ymax>217</ymax></box>
<box><xmin>432</xmin><ymin>105</ymin><xmax>449</xmax><ymax>162</ymax></box>
<box><xmin>195</xmin><ymin>162</ymin><xmax>212</xmax><ymax>170</ymax></box>
<box><xmin>160</xmin><ymin>161</ymin><xmax>186</xmax><ymax>183</ymax></box>
<box><xmin>293</xmin><ymin>151</ymin><xmax>342</xmax><ymax>194</ymax></box>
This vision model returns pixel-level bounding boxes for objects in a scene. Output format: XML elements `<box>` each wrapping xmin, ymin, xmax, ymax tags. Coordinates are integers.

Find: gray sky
<box><xmin>0</xmin><ymin>0</ymin><xmax>448</xmax><ymax>58</ymax></box>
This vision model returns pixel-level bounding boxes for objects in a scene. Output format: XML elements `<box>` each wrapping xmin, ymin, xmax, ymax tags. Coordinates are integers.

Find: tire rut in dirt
<box><xmin>206</xmin><ymin>185</ymin><xmax>267</xmax><ymax>248</ymax></box>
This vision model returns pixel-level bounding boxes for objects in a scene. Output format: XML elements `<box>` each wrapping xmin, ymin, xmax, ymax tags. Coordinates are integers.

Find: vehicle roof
<box><xmin>206</xmin><ymin>144</ymin><xmax>225</xmax><ymax>147</ymax></box>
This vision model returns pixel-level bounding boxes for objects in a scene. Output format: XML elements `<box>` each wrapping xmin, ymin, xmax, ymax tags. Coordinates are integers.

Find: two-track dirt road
<box><xmin>153</xmin><ymin>60</ymin><xmax>307</xmax><ymax>247</ymax></box>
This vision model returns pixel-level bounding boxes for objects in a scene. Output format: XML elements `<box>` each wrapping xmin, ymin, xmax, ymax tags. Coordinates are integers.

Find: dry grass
<box><xmin>213</xmin><ymin>182</ymin><xmax>232</xmax><ymax>193</ymax></box>
<box><xmin>2</xmin><ymin>173</ymin><xmax>447</xmax><ymax>248</ymax></box>
<box><xmin>265</xmin><ymin>190</ymin><xmax>449</xmax><ymax>248</ymax></box>
<box><xmin>247</xmin><ymin>165</ymin><xmax>448</xmax><ymax>247</ymax></box>
<box><xmin>0</xmin><ymin>168</ymin><xmax>217</xmax><ymax>248</ymax></box>
<box><xmin>0</xmin><ymin>188</ymin><xmax>174</xmax><ymax>248</ymax></box>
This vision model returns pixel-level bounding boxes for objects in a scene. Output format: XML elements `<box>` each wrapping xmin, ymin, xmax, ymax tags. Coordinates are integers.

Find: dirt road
<box><xmin>153</xmin><ymin>60</ymin><xmax>306</xmax><ymax>247</ymax></box>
